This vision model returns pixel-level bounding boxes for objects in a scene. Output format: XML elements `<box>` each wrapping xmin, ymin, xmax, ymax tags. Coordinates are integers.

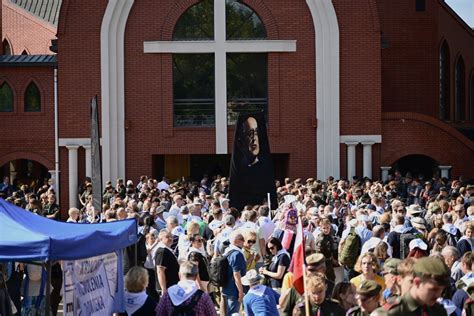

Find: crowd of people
<box><xmin>1</xmin><ymin>172</ymin><xmax>474</xmax><ymax>316</ymax></box>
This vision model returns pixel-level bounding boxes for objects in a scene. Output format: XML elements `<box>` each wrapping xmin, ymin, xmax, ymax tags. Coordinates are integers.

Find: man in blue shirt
<box><xmin>242</xmin><ymin>269</ymin><xmax>280</xmax><ymax>316</ymax></box>
<box><xmin>222</xmin><ymin>230</ymin><xmax>246</xmax><ymax>316</ymax></box>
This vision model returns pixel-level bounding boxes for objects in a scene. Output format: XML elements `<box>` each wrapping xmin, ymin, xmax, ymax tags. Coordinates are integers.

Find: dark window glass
<box><xmin>439</xmin><ymin>41</ymin><xmax>450</xmax><ymax>120</ymax></box>
<box><xmin>416</xmin><ymin>0</ymin><xmax>425</xmax><ymax>11</ymax></box>
<box><xmin>455</xmin><ymin>56</ymin><xmax>465</xmax><ymax>121</ymax></box>
<box><xmin>0</xmin><ymin>82</ymin><xmax>13</xmax><ymax>112</ymax></box>
<box><xmin>226</xmin><ymin>0</ymin><xmax>266</xmax><ymax>40</ymax></box>
<box><xmin>173</xmin><ymin>54</ymin><xmax>215</xmax><ymax>126</ymax></box>
<box><xmin>3</xmin><ymin>39</ymin><xmax>11</xmax><ymax>55</ymax></box>
<box><xmin>24</xmin><ymin>82</ymin><xmax>41</xmax><ymax>112</ymax></box>
<box><xmin>173</xmin><ymin>0</ymin><xmax>214</xmax><ymax>40</ymax></box>
<box><xmin>227</xmin><ymin>53</ymin><xmax>267</xmax><ymax>125</ymax></box>
<box><xmin>470</xmin><ymin>77</ymin><xmax>474</xmax><ymax>121</ymax></box>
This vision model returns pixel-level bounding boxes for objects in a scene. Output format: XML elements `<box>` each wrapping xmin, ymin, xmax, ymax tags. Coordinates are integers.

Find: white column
<box><xmin>362</xmin><ymin>142</ymin><xmax>375</xmax><ymax>179</ymax></box>
<box><xmin>380</xmin><ymin>166</ymin><xmax>391</xmax><ymax>182</ymax></box>
<box><xmin>214</xmin><ymin>0</ymin><xmax>227</xmax><ymax>154</ymax></box>
<box><xmin>345</xmin><ymin>142</ymin><xmax>358</xmax><ymax>181</ymax></box>
<box><xmin>83</xmin><ymin>144</ymin><xmax>92</xmax><ymax>178</ymax></box>
<box><xmin>439</xmin><ymin>166</ymin><xmax>452</xmax><ymax>179</ymax></box>
<box><xmin>66</xmin><ymin>145</ymin><xmax>79</xmax><ymax>208</ymax></box>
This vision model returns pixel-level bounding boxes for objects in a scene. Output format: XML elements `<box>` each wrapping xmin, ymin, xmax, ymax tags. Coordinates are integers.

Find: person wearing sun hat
<box><xmin>241</xmin><ymin>269</ymin><xmax>280</xmax><ymax>316</ymax></box>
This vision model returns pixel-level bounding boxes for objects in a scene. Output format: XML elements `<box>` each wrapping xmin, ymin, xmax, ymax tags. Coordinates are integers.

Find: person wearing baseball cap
<box><xmin>347</xmin><ymin>279</ymin><xmax>382</xmax><ymax>316</ymax></box>
<box><xmin>382</xmin><ymin>258</ymin><xmax>402</xmax><ymax>303</ymax></box>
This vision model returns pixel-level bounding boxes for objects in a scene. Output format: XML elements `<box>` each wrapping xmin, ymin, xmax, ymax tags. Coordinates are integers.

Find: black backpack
<box><xmin>171</xmin><ymin>289</ymin><xmax>203</xmax><ymax>316</ymax></box>
<box><xmin>399</xmin><ymin>233</ymin><xmax>418</xmax><ymax>259</ymax></box>
<box><xmin>209</xmin><ymin>249</ymin><xmax>237</xmax><ymax>287</ymax></box>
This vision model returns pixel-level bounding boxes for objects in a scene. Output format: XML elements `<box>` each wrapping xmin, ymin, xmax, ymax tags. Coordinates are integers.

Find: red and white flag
<box><xmin>289</xmin><ymin>218</ymin><xmax>305</xmax><ymax>294</ymax></box>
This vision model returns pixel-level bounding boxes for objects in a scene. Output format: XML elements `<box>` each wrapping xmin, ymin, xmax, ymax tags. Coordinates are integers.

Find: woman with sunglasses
<box><xmin>187</xmin><ymin>234</ymin><xmax>210</xmax><ymax>292</ymax></box>
<box><xmin>242</xmin><ymin>229</ymin><xmax>260</xmax><ymax>271</ymax></box>
<box><xmin>259</xmin><ymin>237</ymin><xmax>290</xmax><ymax>291</ymax></box>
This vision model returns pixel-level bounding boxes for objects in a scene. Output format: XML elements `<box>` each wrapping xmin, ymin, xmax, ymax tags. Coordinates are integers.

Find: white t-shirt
<box><xmin>258</xmin><ymin>217</ymin><xmax>276</xmax><ymax>241</ymax></box>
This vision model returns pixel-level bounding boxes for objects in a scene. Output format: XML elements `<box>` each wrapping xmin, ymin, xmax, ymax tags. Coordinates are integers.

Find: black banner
<box><xmin>228</xmin><ymin>112</ymin><xmax>277</xmax><ymax>211</ymax></box>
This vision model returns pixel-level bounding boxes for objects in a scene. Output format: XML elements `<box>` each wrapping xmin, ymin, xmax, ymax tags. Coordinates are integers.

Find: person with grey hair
<box><xmin>441</xmin><ymin>246</ymin><xmax>463</xmax><ymax>281</ymax></box>
<box><xmin>442</xmin><ymin>212</ymin><xmax>462</xmax><ymax>246</ymax></box>
<box><xmin>155</xmin><ymin>261</ymin><xmax>216</xmax><ymax>315</ymax></box>
<box><xmin>166</xmin><ymin>215</ymin><xmax>183</xmax><ymax>254</ymax></box>
<box><xmin>221</xmin><ymin>230</ymin><xmax>246</xmax><ymax>316</ymax></box>
<box><xmin>155</xmin><ymin>229</ymin><xmax>179</xmax><ymax>295</ymax></box>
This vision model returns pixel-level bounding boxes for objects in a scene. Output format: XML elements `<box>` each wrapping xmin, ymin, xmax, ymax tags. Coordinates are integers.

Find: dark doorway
<box><xmin>391</xmin><ymin>155</ymin><xmax>438</xmax><ymax>180</ymax></box>
<box><xmin>0</xmin><ymin>159</ymin><xmax>50</xmax><ymax>192</ymax></box>
<box><xmin>153</xmin><ymin>153</ymin><xmax>289</xmax><ymax>183</ymax></box>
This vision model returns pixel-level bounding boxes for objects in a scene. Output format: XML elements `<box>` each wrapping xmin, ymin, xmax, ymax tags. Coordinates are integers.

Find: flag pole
<box><xmin>267</xmin><ymin>192</ymin><xmax>271</xmax><ymax>220</ymax></box>
<box><xmin>302</xmin><ymin>263</ymin><xmax>310</xmax><ymax>316</ymax></box>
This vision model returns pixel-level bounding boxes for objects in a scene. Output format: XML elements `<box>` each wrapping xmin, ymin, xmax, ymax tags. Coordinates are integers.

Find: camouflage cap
<box><xmin>306</xmin><ymin>253</ymin><xmax>325</xmax><ymax>266</ymax></box>
<box><xmin>413</xmin><ymin>257</ymin><xmax>450</xmax><ymax>286</ymax></box>
<box><xmin>383</xmin><ymin>258</ymin><xmax>402</xmax><ymax>275</ymax></box>
<box><xmin>356</xmin><ymin>280</ymin><xmax>382</xmax><ymax>297</ymax></box>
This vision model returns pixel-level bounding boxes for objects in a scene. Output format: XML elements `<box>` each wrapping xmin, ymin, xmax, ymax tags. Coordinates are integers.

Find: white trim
<box><xmin>100</xmin><ymin>0</ymin><xmax>133</xmax><ymax>182</ymax></box>
<box><xmin>340</xmin><ymin>135</ymin><xmax>382</xmax><ymax>144</ymax></box>
<box><xmin>144</xmin><ymin>40</ymin><xmax>297</xmax><ymax>54</ymax></box>
<box><xmin>58</xmin><ymin>138</ymin><xmax>102</xmax><ymax>147</ymax></box>
<box><xmin>307</xmin><ymin>0</ymin><xmax>340</xmax><ymax>180</ymax></box>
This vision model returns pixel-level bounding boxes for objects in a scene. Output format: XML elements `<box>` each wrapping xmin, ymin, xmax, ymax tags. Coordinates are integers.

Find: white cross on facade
<box><xmin>144</xmin><ymin>0</ymin><xmax>296</xmax><ymax>154</ymax></box>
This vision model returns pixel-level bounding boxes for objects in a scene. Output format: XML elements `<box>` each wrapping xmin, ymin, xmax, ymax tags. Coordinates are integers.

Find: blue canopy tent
<box><xmin>0</xmin><ymin>199</ymin><xmax>138</xmax><ymax>314</ymax></box>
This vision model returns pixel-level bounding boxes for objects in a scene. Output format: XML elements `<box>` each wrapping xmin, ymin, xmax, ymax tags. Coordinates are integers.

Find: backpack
<box><xmin>209</xmin><ymin>249</ymin><xmax>237</xmax><ymax>287</ymax></box>
<box><xmin>446</xmin><ymin>232</ymin><xmax>458</xmax><ymax>247</ymax></box>
<box><xmin>171</xmin><ymin>289</ymin><xmax>204</xmax><ymax>316</ymax></box>
<box><xmin>399</xmin><ymin>233</ymin><xmax>418</xmax><ymax>259</ymax></box>
<box><xmin>338</xmin><ymin>227</ymin><xmax>361</xmax><ymax>269</ymax></box>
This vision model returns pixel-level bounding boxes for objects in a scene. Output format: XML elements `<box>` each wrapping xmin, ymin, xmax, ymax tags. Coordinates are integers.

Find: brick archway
<box><xmin>0</xmin><ymin>152</ymin><xmax>54</xmax><ymax>171</ymax></box>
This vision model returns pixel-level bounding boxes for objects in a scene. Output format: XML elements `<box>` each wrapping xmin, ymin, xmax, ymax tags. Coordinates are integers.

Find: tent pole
<box><xmin>45</xmin><ymin>261</ymin><xmax>52</xmax><ymax>316</ymax></box>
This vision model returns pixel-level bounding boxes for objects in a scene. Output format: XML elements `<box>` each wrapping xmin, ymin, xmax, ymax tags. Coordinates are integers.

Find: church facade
<box><xmin>0</xmin><ymin>0</ymin><xmax>473</xmax><ymax>209</ymax></box>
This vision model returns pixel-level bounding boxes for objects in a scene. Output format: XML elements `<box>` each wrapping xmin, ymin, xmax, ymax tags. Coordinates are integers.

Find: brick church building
<box><xmin>0</xmin><ymin>0</ymin><xmax>473</xmax><ymax>209</ymax></box>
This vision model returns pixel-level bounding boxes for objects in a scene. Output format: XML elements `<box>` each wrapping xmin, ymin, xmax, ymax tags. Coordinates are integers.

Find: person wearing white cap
<box><xmin>407</xmin><ymin>238</ymin><xmax>428</xmax><ymax>258</ymax></box>
<box><xmin>241</xmin><ymin>270</ymin><xmax>280</xmax><ymax>316</ymax></box>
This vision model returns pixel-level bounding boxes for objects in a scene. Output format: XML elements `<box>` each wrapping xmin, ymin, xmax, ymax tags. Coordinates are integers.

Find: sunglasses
<box><xmin>194</xmin><ymin>238</ymin><xmax>204</xmax><ymax>243</ymax></box>
<box><xmin>247</xmin><ymin>240</ymin><xmax>256</xmax><ymax>244</ymax></box>
<box><xmin>268</xmin><ymin>246</ymin><xmax>276</xmax><ymax>250</ymax></box>
<box><xmin>307</xmin><ymin>267</ymin><xmax>318</xmax><ymax>272</ymax></box>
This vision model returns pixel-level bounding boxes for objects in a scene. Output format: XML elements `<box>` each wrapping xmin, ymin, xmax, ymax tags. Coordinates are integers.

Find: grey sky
<box><xmin>445</xmin><ymin>0</ymin><xmax>474</xmax><ymax>27</ymax></box>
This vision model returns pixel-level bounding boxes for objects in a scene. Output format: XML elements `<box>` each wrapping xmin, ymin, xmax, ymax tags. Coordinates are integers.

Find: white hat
<box><xmin>409</xmin><ymin>238</ymin><xmax>428</xmax><ymax>251</ymax></box>
<box><xmin>284</xmin><ymin>195</ymin><xmax>297</xmax><ymax>205</ymax></box>
<box><xmin>241</xmin><ymin>270</ymin><xmax>263</xmax><ymax>286</ymax></box>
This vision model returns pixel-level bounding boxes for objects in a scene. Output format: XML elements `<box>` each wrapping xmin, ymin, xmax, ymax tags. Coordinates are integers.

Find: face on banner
<box><xmin>243</xmin><ymin>116</ymin><xmax>260</xmax><ymax>164</ymax></box>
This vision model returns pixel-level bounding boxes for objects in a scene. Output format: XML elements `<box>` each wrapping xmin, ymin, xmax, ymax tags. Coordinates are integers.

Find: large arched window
<box><xmin>0</xmin><ymin>82</ymin><xmax>13</xmax><ymax>112</ymax></box>
<box><xmin>172</xmin><ymin>0</ymin><xmax>268</xmax><ymax>127</ymax></box>
<box><xmin>439</xmin><ymin>41</ymin><xmax>450</xmax><ymax>120</ymax></box>
<box><xmin>455</xmin><ymin>55</ymin><xmax>465</xmax><ymax>121</ymax></box>
<box><xmin>24</xmin><ymin>82</ymin><xmax>41</xmax><ymax>112</ymax></box>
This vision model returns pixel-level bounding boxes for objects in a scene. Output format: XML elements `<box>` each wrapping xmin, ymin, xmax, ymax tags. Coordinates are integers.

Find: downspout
<box><xmin>54</xmin><ymin>67</ymin><xmax>60</xmax><ymax>200</ymax></box>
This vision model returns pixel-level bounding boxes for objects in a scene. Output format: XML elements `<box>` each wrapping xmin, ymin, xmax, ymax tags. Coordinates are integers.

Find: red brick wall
<box><xmin>2</xmin><ymin>0</ymin><xmax>56</xmax><ymax>54</ymax></box>
<box><xmin>438</xmin><ymin>1</ymin><xmax>474</xmax><ymax>120</ymax></box>
<box><xmin>377</xmin><ymin>0</ymin><xmax>474</xmax><ymax>121</ymax></box>
<box><xmin>382</xmin><ymin>112</ymin><xmax>474</xmax><ymax>177</ymax></box>
<box><xmin>0</xmin><ymin>66</ymin><xmax>55</xmax><ymax>170</ymax></box>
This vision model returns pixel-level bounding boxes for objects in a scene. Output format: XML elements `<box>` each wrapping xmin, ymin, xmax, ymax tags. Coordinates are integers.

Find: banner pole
<box><xmin>267</xmin><ymin>192</ymin><xmax>271</xmax><ymax>220</ymax></box>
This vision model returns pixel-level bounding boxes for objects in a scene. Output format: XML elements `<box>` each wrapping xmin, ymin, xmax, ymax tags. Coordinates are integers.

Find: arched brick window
<box><xmin>455</xmin><ymin>56</ymin><xmax>465</xmax><ymax>121</ymax></box>
<box><xmin>0</xmin><ymin>82</ymin><xmax>13</xmax><ymax>112</ymax></box>
<box><xmin>439</xmin><ymin>41</ymin><xmax>450</xmax><ymax>120</ymax></box>
<box><xmin>24</xmin><ymin>82</ymin><xmax>41</xmax><ymax>112</ymax></box>
<box><xmin>172</xmin><ymin>0</ymin><xmax>268</xmax><ymax>127</ymax></box>
<box><xmin>2</xmin><ymin>39</ymin><xmax>11</xmax><ymax>55</ymax></box>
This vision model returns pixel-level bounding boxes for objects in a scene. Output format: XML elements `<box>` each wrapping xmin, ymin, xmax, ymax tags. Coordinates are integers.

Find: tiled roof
<box><xmin>0</xmin><ymin>54</ymin><xmax>56</xmax><ymax>67</ymax></box>
<box><xmin>9</xmin><ymin>0</ymin><xmax>62</xmax><ymax>26</ymax></box>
